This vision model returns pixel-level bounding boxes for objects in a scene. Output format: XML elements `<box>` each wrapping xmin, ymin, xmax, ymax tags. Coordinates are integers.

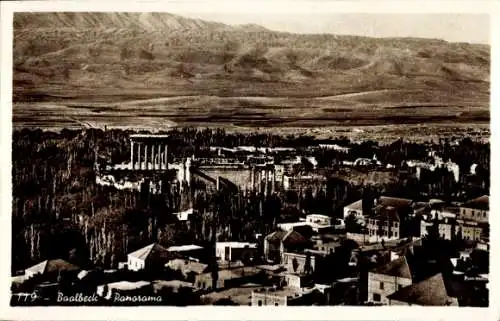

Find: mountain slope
<box><xmin>12</xmin><ymin>12</ymin><xmax>490</xmax><ymax>128</ymax></box>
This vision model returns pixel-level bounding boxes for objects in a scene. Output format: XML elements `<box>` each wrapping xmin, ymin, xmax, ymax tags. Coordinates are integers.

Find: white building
<box><xmin>173</xmin><ymin>208</ymin><xmax>195</xmax><ymax>221</ymax></box>
<box><xmin>278</xmin><ymin>214</ymin><xmax>338</xmax><ymax>233</ymax></box>
<box><xmin>215</xmin><ymin>242</ymin><xmax>258</xmax><ymax>262</ymax></box>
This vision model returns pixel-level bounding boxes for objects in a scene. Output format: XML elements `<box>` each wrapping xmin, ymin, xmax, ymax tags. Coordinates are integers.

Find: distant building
<box><xmin>456</xmin><ymin>220</ymin><xmax>482</xmax><ymax>241</ymax></box>
<box><xmin>215</xmin><ymin>242</ymin><xmax>258</xmax><ymax>262</ymax></box>
<box><xmin>25</xmin><ymin>259</ymin><xmax>80</xmax><ymax>279</ymax></box>
<box><xmin>408</xmin><ymin>158</ymin><xmax>460</xmax><ymax>183</ymax></box>
<box><xmin>459</xmin><ymin>195</ymin><xmax>489</xmax><ymax>224</ymax></box>
<box><xmin>430</xmin><ymin>206</ymin><xmax>459</xmax><ymax>220</ymax></box>
<box><xmin>367</xmin><ymin>257</ymin><xmax>412</xmax><ymax>304</ymax></box>
<box><xmin>365</xmin><ymin>196</ymin><xmax>422</xmax><ymax>242</ymax></box>
<box><xmin>278</xmin><ymin>214</ymin><xmax>335</xmax><ymax>234</ymax></box>
<box><xmin>318</xmin><ymin>144</ymin><xmax>350</xmax><ymax>153</ymax></box>
<box><xmin>193</xmin><ymin>267</ymin><xmax>263</xmax><ymax>292</ymax></box>
<box><xmin>284</xmin><ymin>273</ymin><xmax>314</xmax><ymax>289</ymax></box>
<box><xmin>377</xmin><ymin>196</ymin><xmax>413</xmax><ymax>211</ymax></box>
<box><xmin>283</xmin><ymin>175</ymin><xmax>327</xmax><ymax>192</ymax></box>
<box><xmin>167</xmin><ymin>244</ymin><xmax>204</xmax><ymax>259</ymax></box>
<box><xmin>264</xmin><ymin>230</ymin><xmax>308</xmax><ymax>264</ymax></box>
<box><xmin>127</xmin><ymin>243</ymin><xmax>173</xmax><ymax>271</ymax></box>
<box><xmin>420</xmin><ymin>218</ymin><xmax>458</xmax><ymax>241</ymax></box>
<box><xmin>277</xmin><ymin>222</ymin><xmax>314</xmax><ymax>236</ymax></box>
<box><xmin>438</xmin><ymin>221</ymin><xmax>456</xmax><ymax>240</ymax></box>
<box><xmin>477</xmin><ymin>239</ymin><xmax>489</xmax><ymax>251</ymax></box>
<box><xmin>312</xmin><ymin>239</ymin><xmax>341</xmax><ymax>255</ymax></box>
<box><xmin>166</xmin><ymin>259</ymin><xmax>209</xmax><ymax>281</ymax></box>
<box><xmin>282</xmin><ymin>252</ymin><xmax>317</xmax><ymax>275</ymax></box>
<box><xmin>388</xmin><ymin>273</ymin><xmax>458</xmax><ymax>306</ymax></box>
<box><xmin>306</xmin><ymin>214</ymin><xmax>331</xmax><ymax>226</ymax></box>
<box><xmin>251</xmin><ymin>287</ymin><xmax>314</xmax><ymax>306</ymax></box>
<box><xmin>366</xmin><ymin>206</ymin><xmax>401</xmax><ymax>241</ymax></box>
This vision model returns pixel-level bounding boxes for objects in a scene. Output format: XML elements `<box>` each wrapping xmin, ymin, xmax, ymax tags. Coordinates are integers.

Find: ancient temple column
<box><xmin>257</xmin><ymin>170</ymin><xmax>261</xmax><ymax>193</ymax></box>
<box><xmin>271</xmin><ymin>169</ymin><xmax>276</xmax><ymax>193</ymax></box>
<box><xmin>137</xmin><ymin>143</ymin><xmax>142</xmax><ymax>170</ymax></box>
<box><xmin>251</xmin><ymin>167</ymin><xmax>255</xmax><ymax>191</ymax></box>
<box><xmin>157</xmin><ymin>144</ymin><xmax>162</xmax><ymax>170</ymax></box>
<box><xmin>151</xmin><ymin>144</ymin><xmax>155</xmax><ymax>170</ymax></box>
<box><xmin>130</xmin><ymin>140</ymin><xmax>135</xmax><ymax>170</ymax></box>
<box><xmin>144</xmin><ymin>144</ymin><xmax>148</xmax><ymax>170</ymax></box>
<box><xmin>264</xmin><ymin>170</ymin><xmax>269</xmax><ymax>195</ymax></box>
<box><xmin>164</xmin><ymin>144</ymin><xmax>168</xmax><ymax>169</ymax></box>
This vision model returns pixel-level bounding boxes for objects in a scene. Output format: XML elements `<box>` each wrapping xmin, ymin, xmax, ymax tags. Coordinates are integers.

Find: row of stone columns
<box><xmin>130</xmin><ymin>141</ymin><xmax>168</xmax><ymax>170</ymax></box>
<box><xmin>251</xmin><ymin>167</ymin><xmax>275</xmax><ymax>194</ymax></box>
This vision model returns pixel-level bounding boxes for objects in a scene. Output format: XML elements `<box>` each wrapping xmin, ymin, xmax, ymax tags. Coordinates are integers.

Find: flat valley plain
<box><xmin>13</xmin><ymin>13</ymin><xmax>490</xmax><ymax>141</ymax></box>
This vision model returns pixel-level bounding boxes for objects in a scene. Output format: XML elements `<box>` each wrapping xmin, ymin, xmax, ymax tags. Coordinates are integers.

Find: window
<box><xmin>379</xmin><ymin>282</ymin><xmax>384</xmax><ymax>290</ymax></box>
<box><xmin>275</xmin><ymin>303</ymin><xmax>279</xmax><ymax>306</ymax></box>
<box><xmin>394</xmin><ymin>222</ymin><xmax>399</xmax><ymax>228</ymax></box>
<box><xmin>395</xmin><ymin>232</ymin><xmax>398</xmax><ymax>238</ymax></box>
<box><xmin>398</xmin><ymin>284</ymin><xmax>403</xmax><ymax>290</ymax></box>
<box><xmin>373</xmin><ymin>293</ymin><xmax>381</xmax><ymax>302</ymax></box>
<box><xmin>472</xmin><ymin>210</ymin><xmax>475</xmax><ymax>217</ymax></box>
<box><xmin>258</xmin><ymin>300</ymin><xmax>263</xmax><ymax>306</ymax></box>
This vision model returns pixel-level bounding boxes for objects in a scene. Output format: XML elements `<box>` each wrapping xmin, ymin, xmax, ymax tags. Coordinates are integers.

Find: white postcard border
<box><xmin>1</xmin><ymin>1</ymin><xmax>498</xmax><ymax>320</ymax></box>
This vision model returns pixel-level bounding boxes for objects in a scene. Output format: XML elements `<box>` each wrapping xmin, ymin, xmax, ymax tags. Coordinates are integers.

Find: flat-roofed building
<box><xmin>167</xmin><ymin>244</ymin><xmax>204</xmax><ymax>260</ymax></box>
<box><xmin>215</xmin><ymin>242</ymin><xmax>258</xmax><ymax>262</ymax></box>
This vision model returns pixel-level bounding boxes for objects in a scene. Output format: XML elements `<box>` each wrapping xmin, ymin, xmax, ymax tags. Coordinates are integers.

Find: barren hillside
<box><xmin>12</xmin><ymin>12</ymin><xmax>490</xmax><ymax>129</ymax></box>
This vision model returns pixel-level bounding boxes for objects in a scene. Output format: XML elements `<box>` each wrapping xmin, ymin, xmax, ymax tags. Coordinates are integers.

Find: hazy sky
<box><xmin>180</xmin><ymin>13</ymin><xmax>490</xmax><ymax>44</ymax></box>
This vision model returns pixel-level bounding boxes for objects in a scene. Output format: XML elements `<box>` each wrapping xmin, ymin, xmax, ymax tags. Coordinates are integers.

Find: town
<box><xmin>11</xmin><ymin>128</ymin><xmax>489</xmax><ymax>306</ymax></box>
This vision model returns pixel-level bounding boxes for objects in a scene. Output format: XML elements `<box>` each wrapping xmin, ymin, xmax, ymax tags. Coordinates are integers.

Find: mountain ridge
<box><xmin>13</xmin><ymin>12</ymin><xmax>490</xmax><ymax>128</ymax></box>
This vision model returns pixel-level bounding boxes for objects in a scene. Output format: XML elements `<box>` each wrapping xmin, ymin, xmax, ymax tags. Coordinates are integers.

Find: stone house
<box><xmin>367</xmin><ymin>256</ymin><xmax>413</xmax><ymax>304</ymax></box>
<box><xmin>264</xmin><ymin>230</ymin><xmax>308</xmax><ymax>264</ymax></box>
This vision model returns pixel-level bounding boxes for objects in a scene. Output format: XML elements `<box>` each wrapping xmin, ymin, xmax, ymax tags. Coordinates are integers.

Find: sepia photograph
<box><xmin>1</xmin><ymin>0</ymin><xmax>497</xmax><ymax>319</ymax></box>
